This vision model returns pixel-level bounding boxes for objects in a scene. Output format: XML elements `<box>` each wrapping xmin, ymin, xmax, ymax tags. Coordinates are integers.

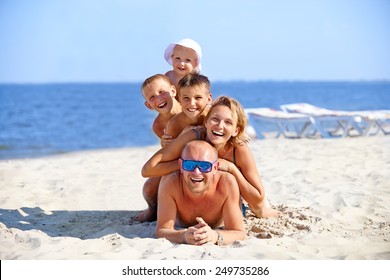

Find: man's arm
<box><xmin>216</xmin><ymin>173</ymin><xmax>246</xmax><ymax>245</ymax></box>
<box><xmin>155</xmin><ymin>173</ymin><xmax>188</xmax><ymax>244</ymax></box>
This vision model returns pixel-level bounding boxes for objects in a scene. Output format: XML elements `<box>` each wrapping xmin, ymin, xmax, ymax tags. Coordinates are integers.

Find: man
<box><xmin>155</xmin><ymin>140</ymin><xmax>245</xmax><ymax>246</ymax></box>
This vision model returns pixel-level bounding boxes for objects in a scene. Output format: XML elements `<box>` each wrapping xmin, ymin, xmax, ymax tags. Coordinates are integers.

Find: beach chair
<box><xmin>280</xmin><ymin>103</ymin><xmax>390</xmax><ymax>137</ymax></box>
<box><xmin>349</xmin><ymin>110</ymin><xmax>390</xmax><ymax>136</ymax></box>
<box><xmin>245</xmin><ymin>108</ymin><xmax>316</xmax><ymax>139</ymax></box>
<box><xmin>280</xmin><ymin>103</ymin><xmax>366</xmax><ymax>138</ymax></box>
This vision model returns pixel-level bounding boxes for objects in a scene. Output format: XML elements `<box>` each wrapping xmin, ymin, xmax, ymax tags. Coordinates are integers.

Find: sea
<box><xmin>1</xmin><ymin>81</ymin><xmax>390</xmax><ymax>159</ymax></box>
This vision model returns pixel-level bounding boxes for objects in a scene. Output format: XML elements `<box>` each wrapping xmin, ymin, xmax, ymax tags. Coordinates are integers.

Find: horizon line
<box><xmin>1</xmin><ymin>78</ymin><xmax>390</xmax><ymax>85</ymax></box>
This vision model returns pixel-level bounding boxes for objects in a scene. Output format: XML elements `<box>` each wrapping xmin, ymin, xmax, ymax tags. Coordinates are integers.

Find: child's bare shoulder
<box><xmin>168</xmin><ymin>112</ymin><xmax>186</xmax><ymax>123</ymax></box>
<box><xmin>152</xmin><ymin>116</ymin><xmax>168</xmax><ymax>138</ymax></box>
<box><xmin>165</xmin><ymin>71</ymin><xmax>174</xmax><ymax>80</ymax></box>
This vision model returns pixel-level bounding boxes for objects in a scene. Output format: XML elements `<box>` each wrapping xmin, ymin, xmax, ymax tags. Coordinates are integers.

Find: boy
<box><xmin>141</xmin><ymin>74</ymin><xmax>182</xmax><ymax>146</ymax></box>
<box><xmin>164</xmin><ymin>38</ymin><xmax>202</xmax><ymax>91</ymax></box>
<box><xmin>135</xmin><ymin>74</ymin><xmax>182</xmax><ymax>222</ymax></box>
<box><xmin>164</xmin><ymin>73</ymin><xmax>212</xmax><ymax>139</ymax></box>
<box><xmin>136</xmin><ymin>74</ymin><xmax>211</xmax><ymax>222</ymax></box>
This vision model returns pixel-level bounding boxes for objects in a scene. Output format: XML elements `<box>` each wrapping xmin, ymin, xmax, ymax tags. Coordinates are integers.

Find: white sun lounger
<box><xmin>346</xmin><ymin>110</ymin><xmax>390</xmax><ymax>136</ymax></box>
<box><xmin>245</xmin><ymin>108</ymin><xmax>316</xmax><ymax>139</ymax></box>
<box><xmin>280</xmin><ymin>103</ymin><xmax>390</xmax><ymax>137</ymax></box>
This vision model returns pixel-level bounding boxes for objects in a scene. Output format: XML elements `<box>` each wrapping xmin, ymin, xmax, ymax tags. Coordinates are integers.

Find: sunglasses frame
<box><xmin>180</xmin><ymin>158</ymin><xmax>217</xmax><ymax>173</ymax></box>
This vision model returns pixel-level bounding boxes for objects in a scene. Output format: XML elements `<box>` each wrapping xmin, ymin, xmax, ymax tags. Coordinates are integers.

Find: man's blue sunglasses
<box><xmin>180</xmin><ymin>158</ymin><xmax>217</xmax><ymax>173</ymax></box>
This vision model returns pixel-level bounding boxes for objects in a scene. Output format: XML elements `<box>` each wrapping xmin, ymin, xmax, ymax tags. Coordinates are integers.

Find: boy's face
<box><xmin>143</xmin><ymin>78</ymin><xmax>177</xmax><ymax>113</ymax></box>
<box><xmin>179</xmin><ymin>85</ymin><xmax>211</xmax><ymax>119</ymax></box>
<box><xmin>171</xmin><ymin>45</ymin><xmax>198</xmax><ymax>76</ymax></box>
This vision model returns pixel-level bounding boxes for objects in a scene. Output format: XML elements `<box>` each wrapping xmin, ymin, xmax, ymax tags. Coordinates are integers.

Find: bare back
<box><xmin>165</xmin><ymin>70</ymin><xmax>182</xmax><ymax>91</ymax></box>
<box><xmin>164</xmin><ymin>112</ymin><xmax>191</xmax><ymax>139</ymax></box>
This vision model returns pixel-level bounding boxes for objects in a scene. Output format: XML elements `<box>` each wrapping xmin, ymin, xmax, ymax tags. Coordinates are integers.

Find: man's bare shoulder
<box><xmin>218</xmin><ymin>171</ymin><xmax>236</xmax><ymax>183</ymax></box>
<box><xmin>216</xmin><ymin>171</ymin><xmax>240</xmax><ymax>194</ymax></box>
<box><xmin>160</xmin><ymin>171</ymin><xmax>181</xmax><ymax>191</ymax></box>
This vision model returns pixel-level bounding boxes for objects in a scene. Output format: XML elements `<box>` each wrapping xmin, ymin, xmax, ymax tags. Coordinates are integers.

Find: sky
<box><xmin>0</xmin><ymin>0</ymin><xmax>389</xmax><ymax>83</ymax></box>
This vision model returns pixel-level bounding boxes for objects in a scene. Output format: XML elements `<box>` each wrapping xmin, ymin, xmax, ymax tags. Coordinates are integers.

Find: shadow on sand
<box><xmin>0</xmin><ymin>206</ymin><xmax>155</xmax><ymax>239</ymax></box>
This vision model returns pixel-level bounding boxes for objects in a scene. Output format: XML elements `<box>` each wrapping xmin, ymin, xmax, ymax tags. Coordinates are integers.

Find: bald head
<box><xmin>181</xmin><ymin>140</ymin><xmax>218</xmax><ymax>162</ymax></box>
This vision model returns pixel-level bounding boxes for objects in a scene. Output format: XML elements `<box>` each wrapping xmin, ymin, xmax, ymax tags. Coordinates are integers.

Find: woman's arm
<box><xmin>218</xmin><ymin>173</ymin><xmax>246</xmax><ymax>244</ymax></box>
<box><xmin>218</xmin><ymin>144</ymin><xmax>265</xmax><ymax>210</ymax></box>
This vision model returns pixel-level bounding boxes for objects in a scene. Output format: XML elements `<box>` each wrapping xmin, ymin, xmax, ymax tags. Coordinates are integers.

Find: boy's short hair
<box><xmin>177</xmin><ymin>73</ymin><xmax>210</xmax><ymax>94</ymax></box>
<box><xmin>141</xmin><ymin>74</ymin><xmax>172</xmax><ymax>94</ymax></box>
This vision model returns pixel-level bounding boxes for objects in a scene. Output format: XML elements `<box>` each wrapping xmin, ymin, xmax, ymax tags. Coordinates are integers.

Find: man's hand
<box><xmin>184</xmin><ymin>217</ymin><xmax>217</xmax><ymax>245</ymax></box>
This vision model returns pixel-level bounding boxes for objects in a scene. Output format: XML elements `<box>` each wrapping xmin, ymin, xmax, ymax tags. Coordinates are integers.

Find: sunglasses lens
<box><xmin>197</xmin><ymin>161</ymin><xmax>212</xmax><ymax>172</ymax></box>
<box><xmin>182</xmin><ymin>160</ymin><xmax>196</xmax><ymax>171</ymax></box>
<box><xmin>182</xmin><ymin>160</ymin><xmax>213</xmax><ymax>173</ymax></box>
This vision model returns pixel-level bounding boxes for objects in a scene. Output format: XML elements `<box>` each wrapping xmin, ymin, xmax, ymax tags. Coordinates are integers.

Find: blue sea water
<box><xmin>1</xmin><ymin>81</ymin><xmax>390</xmax><ymax>159</ymax></box>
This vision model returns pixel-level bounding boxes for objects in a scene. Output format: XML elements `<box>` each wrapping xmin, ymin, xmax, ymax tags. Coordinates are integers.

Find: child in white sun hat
<box><xmin>164</xmin><ymin>38</ymin><xmax>202</xmax><ymax>90</ymax></box>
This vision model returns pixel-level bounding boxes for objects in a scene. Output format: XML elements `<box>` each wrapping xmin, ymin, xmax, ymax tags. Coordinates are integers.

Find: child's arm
<box><xmin>164</xmin><ymin>113</ymin><xmax>185</xmax><ymax>140</ymax></box>
<box><xmin>141</xmin><ymin>129</ymin><xmax>198</xmax><ymax>177</ymax></box>
<box><xmin>160</xmin><ymin>132</ymin><xmax>173</xmax><ymax>147</ymax></box>
<box><xmin>152</xmin><ymin>117</ymin><xmax>166</xmax><ymax>139</ymax></box>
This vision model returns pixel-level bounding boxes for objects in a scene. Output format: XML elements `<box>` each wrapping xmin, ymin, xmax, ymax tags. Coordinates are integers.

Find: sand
<box><xmin>1</xmin><ymin>136</ymin><xmax>390</xmax><ymax>260</ymax></box>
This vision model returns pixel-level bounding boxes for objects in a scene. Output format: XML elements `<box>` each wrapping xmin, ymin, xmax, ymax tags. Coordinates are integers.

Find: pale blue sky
<box><xmin>1</xmin><ymin>0</ymin><xmax>389</xmax><ymax>83</ymax></box>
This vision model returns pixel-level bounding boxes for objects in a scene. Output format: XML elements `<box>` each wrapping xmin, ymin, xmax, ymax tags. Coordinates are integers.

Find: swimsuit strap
<box><xmin>191</xmin><ymin>126</ymin><xmax>206</xmax><ymax>140</ymax></box>
<box><xmin>192</xmin><ymin>128</ymin><xmax>201</xmax><ymax>140</ymax></box>
<box><xmin>232</xmin><ymin>147</ymin><xmax>245</xmax><ymax>217</ymax></box>
<box><xmin>233</xmin><ymin>147</ymin><xmax>237</xmax><ymax>165</ymax></box>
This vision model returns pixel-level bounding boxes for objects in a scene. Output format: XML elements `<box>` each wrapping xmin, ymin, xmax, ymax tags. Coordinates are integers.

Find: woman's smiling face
<box><xmin>205</xmin><ymin>104</ymin><xmax>239</xmax><ymax>146</ymax></box>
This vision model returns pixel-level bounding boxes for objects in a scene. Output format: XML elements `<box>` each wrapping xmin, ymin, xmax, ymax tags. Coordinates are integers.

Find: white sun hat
<box><xmin>164</xmin><ymin>38</ymin><xmax>202</xmax><ymax>72</ymax></box>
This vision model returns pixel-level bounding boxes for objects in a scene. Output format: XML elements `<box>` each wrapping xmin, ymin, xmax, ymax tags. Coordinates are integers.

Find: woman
<box><xmin>142</xmin><ymin>96</ymin><xmax>279</xmax><ymax>218</ymax></box>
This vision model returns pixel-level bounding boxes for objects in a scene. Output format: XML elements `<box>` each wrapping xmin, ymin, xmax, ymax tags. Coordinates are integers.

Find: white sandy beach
<box><xmin>1</xmin><ymin>136</ymin><xmax>389</xmax><ymax>260</ymax></box>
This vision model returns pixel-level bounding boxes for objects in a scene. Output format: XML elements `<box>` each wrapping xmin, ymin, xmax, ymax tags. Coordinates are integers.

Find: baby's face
<box><xmin>143</xmin><ymin>78</ymin><xmax>176</xmax><ymax>113</ymax></box>
<box><xmin>171</xmin><ymin>45</ymin><xmax>198</xmax><ymax>75</ymax></box>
